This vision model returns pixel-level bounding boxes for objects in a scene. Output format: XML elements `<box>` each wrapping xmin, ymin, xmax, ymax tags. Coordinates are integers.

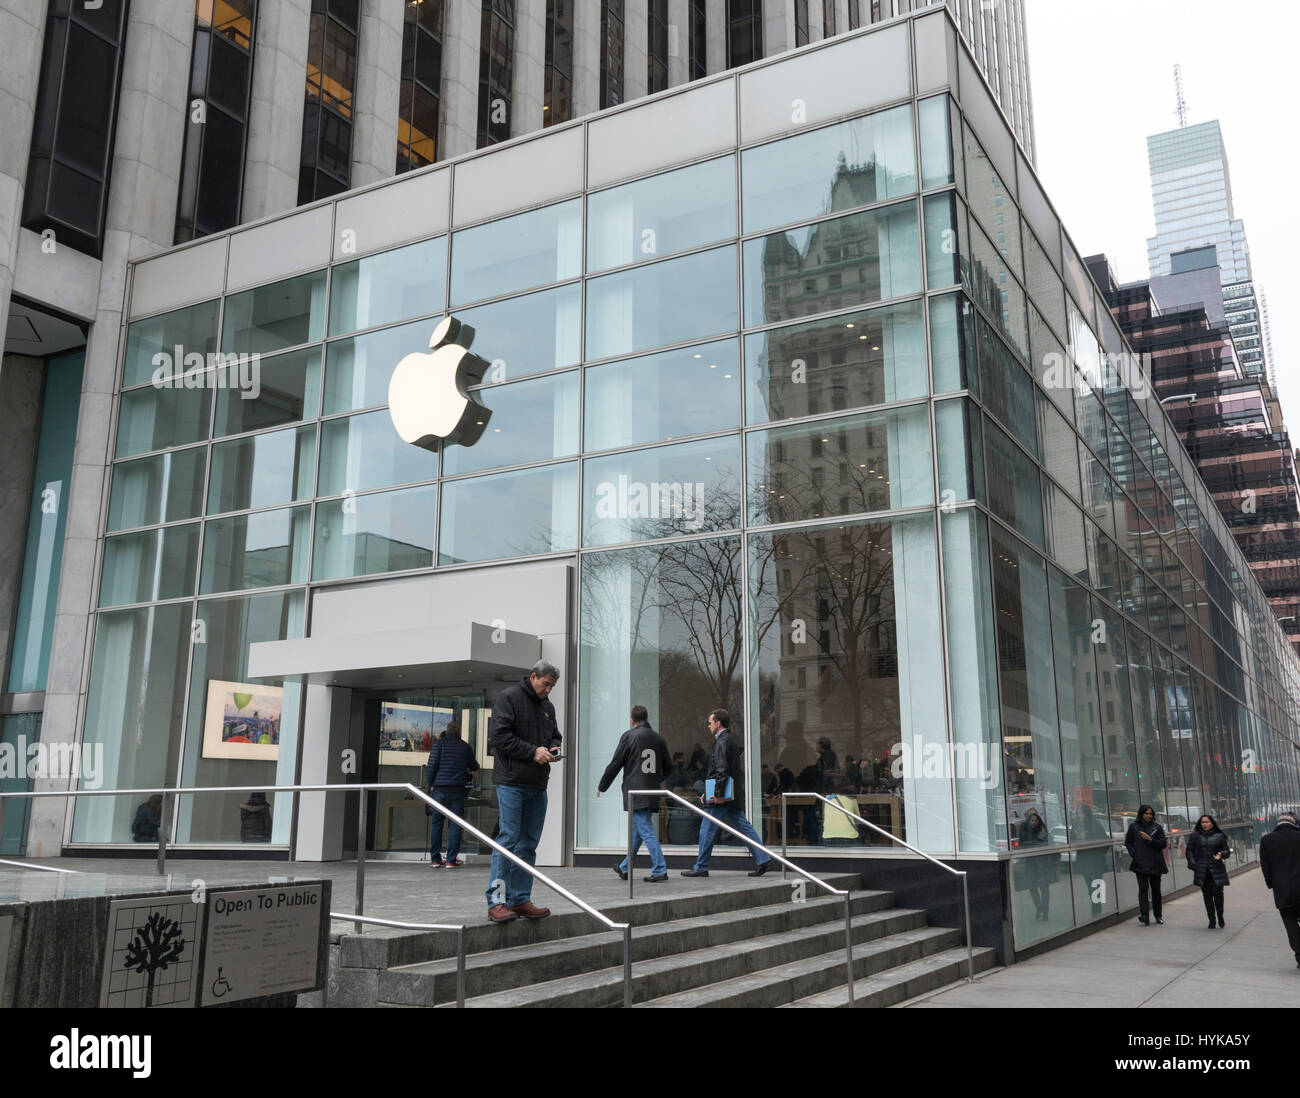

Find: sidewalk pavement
<box><xmin>905</xmin><ymin>865</ymin><xmax>1299</xmax><ymax>1007</ymax></box>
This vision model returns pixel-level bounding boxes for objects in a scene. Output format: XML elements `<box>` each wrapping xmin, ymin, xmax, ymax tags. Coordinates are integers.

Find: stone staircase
<box><xmin>321</xmin><ymin>873</ymin><xmax>994</xmax><ymax>1008</ymax></box>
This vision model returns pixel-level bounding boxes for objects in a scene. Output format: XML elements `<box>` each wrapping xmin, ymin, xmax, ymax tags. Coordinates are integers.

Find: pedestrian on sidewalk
<box><xmin>1259</xmin><ymin>811</ymin><xmax>1300</xmax><ymax>969</ymax></box>
<box><xmin>426</xmin><ymin>720</ymin><xmax>478</xmax><ymax>867</ymax></box>
<box><xmin>1185</xmin><ymin>813</ymin><xmax>1231</xmax><ymax>929</ymax></box>
<box><xmin>484</xmin><ymin>660</ymin><xmax>562</xmax><ymax>923</ymax></box>
<box><xmin>681</xmin><ymin>709</ymin><xmax>773</xmax><ymax>879</ymax></box>
<box><xmin>1125</xmin><ymin>804</ymin><xmax>1168</xmax><ymax>925</ymax></box>
<box><xmin>598</xmin><ymin>705</ymin><xmax>672</xmax><ymax>883</ymax></box>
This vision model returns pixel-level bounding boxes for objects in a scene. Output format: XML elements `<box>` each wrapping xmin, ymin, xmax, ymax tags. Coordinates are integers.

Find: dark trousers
<box><xmin>1136</xmin><ymin>872</ymin><xmax>1163</xmax><ymax>920</ymax></box>
<box><xmin>429</xmin><ymin>790</ymin><xmax>466</xmax><ymax>861</ymax></box>
<box><xmin>1279</xmin><ymin>906</ymin><xmax>1300</xmax><ymax>962</ymax></box>
<box><xmin>1201</xmin><ymin>877</ymin><xmax>1225</xmax><ymax>923</ymax></box>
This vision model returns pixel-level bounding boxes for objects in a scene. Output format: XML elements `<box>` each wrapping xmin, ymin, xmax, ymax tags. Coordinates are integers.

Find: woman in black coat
<box><xmin>1017</xmin><ymin>809</ymin><xmax>1056</xmax><ymax>921</ymax></box>
<box><xmin>1186</xmin><ymin>814</ymin><xmax>1231</xmax><ymax>929</ymax></box>
<box><xmin>1125</xmin><ymin>804</ymin><xmax>1168</xmax><ymax>925</ymax></box>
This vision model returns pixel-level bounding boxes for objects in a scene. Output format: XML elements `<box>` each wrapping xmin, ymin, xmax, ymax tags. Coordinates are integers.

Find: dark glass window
<box><xmin>478</xmin><ymin>0</ymin><xmax>515</xmax><ymax>147</ymax></box>
<box><xmin>600</xmin><ymin>0</ymin><xmax>625</xmax><ymax>109</ymax></box>
<box><xmin>300</xmin><ymin>1</ymin><xmax>358</xmax><ymax>203</ymax></box>
<box><xmin>543</xmin><ymin>0</ymin><xmax>573</xmax><ymax>126</ymax></box>
<box><xmin>648</xmin><ymin>0</ymin><xmax>669</xmax><ymax>93</ymax></box>
<box><xmin>848</xmin><ymin>0</ymin><xmax>862</xmax><ymax>29</ymax></box>
<box><xmin>176</xmin><ymin>0</ymin><xmax>258</xmax><ymax>243</ymax></box>
<box><xmin>823</xmin><ymin>0</ymin><xmax>837</xmax><ymax>35</ymax></box>
<box><xmin>795</xmin><ymin>0</ymin><xmax>809</xmax><ymax>46</ymax></box>
<box><xmin>727</xmin><ymin>0</ymin><xmax>763</xmax><ymax>67</ymax></box>
<box><xmin>397</xmin><ymin>0</ymin><xmax>443</xmax><ymax>172</ymax></box>
<box><xmin>688</xmin><ymin>0</ymin><xmax>707</xmax><ymax>79</ymax></box>
<box><xmin>23</xmin><ymin>0</ymin><xmax>132</xmax><ymax>257</ymax></box>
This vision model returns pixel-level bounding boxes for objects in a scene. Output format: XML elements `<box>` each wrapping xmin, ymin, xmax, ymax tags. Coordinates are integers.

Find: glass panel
<box><xmin>747</xmin><ymin>404</ymin><xmax>932</xmax><ymax>526</ymax></box>
<box><xmin>1127</xmin><ymin>626</ymin><xmax>1168</xmax><ymax>820</ymax></box>
<box><xmin>72</xmin><ymin>603</ymin><xmax>194</xmax><ymax>842</ymax></box>
<box><xmin>984</xmin><ymin>418</ymin><xmax>1043</xmax><ymax>550</ymax></box>
<box><xmin>1023</xmin><ymin>224</ymin><xmax>1065</xmax><ymax>342</ymax></box>
<box><xmin>588</xmin><ymin>155</ymin><xmax>736</xmax><ymax>273</ymax></box>
<box><xmin>1044</xmin><ymin>481</ymin><xmax>1086</xmax><ymax>581</ymax></box>
<box><xmin>201</xmin><ymin>506</ymin><xmax>311</xmax><ymax>593</ymax></box>
<box><xmin>107</xmin><ymin>448</ymin><xmax>207</xmax><ymax>530</ymax></box>
<box><xmin>586</xmin><ymin>245</ymin><xmax>738</xmax><ymax>361</ymax></box>
<box><xmin>177</xmin><ymin>590</ymin><xmax>306</xmax><ymax>844</ymax></box>
<box><xmin>969</xmin><ymin>219</ymin><xmax>1029</xmax><ymax>363</ymax></box>
<box><xmin>929</xmin><ymin>292</ymin><xmax>977</xmax><ymax>396</ymax></box>
<box><xmin>215</xmin><ymin>346</ymin><xmax>322</xmax><ymax>435</ymax></box>
<box><xmin>583</xmin><ymin>437</ymin><xmax>741</xmax><ymax>547</ymax></box>
<box><xmin>741</xmin><ymin>105</ymin><xmax>916</xmax><ymax>234</ymax></box>
<box><xmin>328</xmin><ymin>236</ymin><xmax>447</xmax><ymax>336</ymax></box>
<box><xmin>1039</xmin><ymin>394</ymin><xmax>1080</xmax><ymax>500</ymax></box>
<box><xmin>977</xmin><ymin>317</ymin><xmax>1035</xmax><ymax>455</ymax></box>
<box><xmin>440</xmin><ymin>463</ymin><xmax>577</xmax><ymax>563</ymax></box>
<box><xmin>123</xmin><ymin>300</ymin><xmax>220</xmax><ymax>388</ymax></box>
<box><xmin>323</xmin><ymin>318</ymin><xmax>429</xmax><ymax>415</ymax></box>
<box><xmin>313</xmin><ymin>483</ymin><xmax>437</xmax><ymax>580</ymax></box>
<box><xmin>918</xmin><ymin>94</ymin><xmax>955</xmax><ymax>189</ymax></box>
<box><xmin>745</xmin><ymin>298</ymin><xmax>926</xmax><ymax>424</ymax></box>
<box><xmin>1030</xmin><ymin>304</ymin><xmax>1073</xmax><ymax>423</ymax></box>
<box><xmin>319</xmin><ymin>408</ymin><xmax>438</xmax><ymax>494</ymax></box>
<box><xmin>99</xmin><ymin>525</ymin><xmax>200</xmax><ymax>607</ymax></box>
<box><xmin>962</xmin><ymin>121</ymin><xmax>1021</xmax><ymax>279</ymax></box>
<box><xmin>1011</xmin><ymin>852</ymin><xmax>1074</xmax><ymax>945</ymax></box>
<box><xmin>222</xmin><ymin>270</ymin><xmax>327</xmax><ymax>355</ymax></box>
<box><xmin>577</xmin><ymin>535</ymin><xmax>743</xmax><ymax>849</ymax></box>
<box><xmin>450</xmin><ymin>199</ymin><xmax>581</xmax><ymax>305</ymax></box>
<box><xmin>443</xmin><ymin>371</ymin><xmax>578</xmax><ymax>476</ymax></box>
<box><xmin>742</xmin><ymin>201</ymin><xmax>920</xmax><ymax>328</ymax></box>
<box><xmin>208</xmin><ymin>425</ymin><xmax>316</xmax><ymax>514</ymax></box>
<box><xmin>749</xmin><ymin>514</ymin><xmax>951</xmax><ymax>850</ymax></box>
<box><xmin>935</xmin><ymin>397</ymin><xmax>983</xmax><ymax>504</ymax></box>
<box><xmin>922</xmin><ymin>191</ymin><xmax>969</xmax><ymax>293</ymax></box>
<box><xmin>990</xmin><ymin>524</ymin><xmax>1067</xmax><ymax>845</ymax></box>
<box><xmin>584</xmin><ymin>338</ymin><xmax>741</xmax><ymax>451</ymax></box>
<box><xmin>116</xmin><ymin>386</ymin><xmax>211</xmax><ymax>457</ymax></box>
<box><xmin>455</xmin><ymin>283</ymin><xmax>581</xmax><ymax>381</ymax></box>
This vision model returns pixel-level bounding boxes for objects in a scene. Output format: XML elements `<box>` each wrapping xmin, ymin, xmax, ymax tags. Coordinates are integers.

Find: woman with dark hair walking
<box><xmin>1125</xmin><ymin>804</ymin><xmax>1168</xmax><ymax>925</ymax></box>
<box><xmin>1186</xmin><ymin>813</ymin><xmax>1231</xmax><ymax>929</ymax></box>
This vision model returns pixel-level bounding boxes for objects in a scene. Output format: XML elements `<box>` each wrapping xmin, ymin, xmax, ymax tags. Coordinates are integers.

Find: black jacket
<box><xmin>1260</xmin><ymin>822</ymin><xmax>1300</xmax><ymax>909</ymax></box>
<box><xmin>705</xmin><ymin>728</ymin><xmax>746</xmax><ymax>810</ymax></box>
<box><xmin>240</xmin><ymin>800</ymin><xmax>272</xmax><ymax>842</ymax></box>
<box><xmin>1185</xmin><ymin>828</ymin><xmax>1231</xmax><ymax>888</ymax></box>
<box><xmin>489</xmin><ymin>676</ymin><xmax>561</xmax><ymax>788</ymax></box>
<box><xmin>1125</xmin><ymin>820</ymin><xmax>1168</xmax><ymax>875</ymax></box>
<box><xmin>426</xmin><ymin>736</ymin><xmax>479</xmax><ymax>790</ymax></box>
<box><xmin>597</xmin><ymin>722</ymin><xmax>672</xmax><ymax>811</ymax></box>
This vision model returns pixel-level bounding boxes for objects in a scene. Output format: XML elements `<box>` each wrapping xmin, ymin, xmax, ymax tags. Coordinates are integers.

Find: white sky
<box><xmin>1023</xmin><ymin>0</ymin><xmax>1300</xmax><ymax>431</ymax></box>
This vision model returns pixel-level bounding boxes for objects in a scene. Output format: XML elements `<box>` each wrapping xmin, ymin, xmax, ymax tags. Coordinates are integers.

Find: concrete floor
<box><xmin>904</xmin><ymin>865</ymin><xmax>1300</xmax><ymax>1007</ymax></box>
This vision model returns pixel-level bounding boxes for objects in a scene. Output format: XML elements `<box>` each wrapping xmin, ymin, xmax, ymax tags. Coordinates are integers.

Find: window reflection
<box><xmin>440</xmin><ymin>463</ymin><xmax>577</xmax><ymax>563</ymax></box>
<box><xmin>313</xmin><ymin>484</ymin><xmax>436</xmax><ymax>580</ymax></box>
<box><xmin>450</xmin><ymin>199</ymin><xmax>581</xmax><ymax>306</ymax></box>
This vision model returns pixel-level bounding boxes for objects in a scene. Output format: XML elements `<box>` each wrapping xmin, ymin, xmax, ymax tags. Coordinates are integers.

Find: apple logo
<box><xmin>388</xmin><ymin>315</ymin><xmax>492</xmax><ymax>450</ymax></box>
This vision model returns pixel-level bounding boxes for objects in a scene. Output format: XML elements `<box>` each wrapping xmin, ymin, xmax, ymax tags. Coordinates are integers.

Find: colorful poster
<box><xmin>202</xmin><ymin>680</ymin><xmax>282</xmax><ymax>761</ymax></box>
<box><xmin>378</xmin><ymin>702</ymin><xmax>453</xmax><ymax>767</ymax></box>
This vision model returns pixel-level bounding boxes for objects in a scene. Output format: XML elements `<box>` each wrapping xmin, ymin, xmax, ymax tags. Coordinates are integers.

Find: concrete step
<box><xmin>448</xmin><ymin>905</ymin><xmax>931</xmax><ymax>1009</ymax></box>
<box><xmin>381</xmin><ymin>889</ymin><xmax>893</xmax><ymax>1006</ymax></box>
<box><xmin>784</xmin><ymin>945</ymin><xmax>999</xmax><ymax>1008</ymax></box>
<box><xmin>642</xmin><ymin>925</ymin><xmax>962</xmax><ymax>1008</ymax></box>
<box><xmin>337</xmin><ymin>872</ymin><xmax>865</xmax><ymax>971</ymax></box>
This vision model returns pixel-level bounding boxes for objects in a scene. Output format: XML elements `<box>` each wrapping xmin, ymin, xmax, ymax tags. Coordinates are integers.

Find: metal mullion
<box><xmin>739</xmin><ymin>289</ymin><xmax>925</xmax><ymax>341</ymax></box>
<box><xmin>738</xmin><ymin>189</ymin><xmax>921</xmax><ymax>249</ymax></box>
<box><xmin>741</xmin><ymin>394</ymin><xmax>933</xmax><ymax>438</ymax></box>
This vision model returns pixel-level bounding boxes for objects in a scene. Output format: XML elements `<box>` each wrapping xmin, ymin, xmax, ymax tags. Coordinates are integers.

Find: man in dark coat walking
<box><xmin>681</xmin><ymin>708</ymin><xmax>773</xmax><ymax>878</ymax></box>
<box><xmin>598</xmin><ymin>705</ymin><xmax>672</xmax><ymax>882</ymax></box>
<box><xmin>1260</xmin><ymin>811</ymin><xmax>1300</xmax><ymax>969</ymax></box>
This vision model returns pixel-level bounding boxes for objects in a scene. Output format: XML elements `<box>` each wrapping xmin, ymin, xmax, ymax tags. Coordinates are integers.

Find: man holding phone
<box><xmin>681</xmin><ymin>709</ymin><xmax>773</xmax><ymax>878</ymax></box>
<box><xmin>485</xmin><ymin>660</ymin><xmax>562</xmax><ymax>922</ymax></box>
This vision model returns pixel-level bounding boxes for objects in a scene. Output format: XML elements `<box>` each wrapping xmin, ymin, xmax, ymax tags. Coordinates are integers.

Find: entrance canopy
<box><xmin>247</xmin><ymin>621</ymin><xmax>541</xmax><ymax>690</ymax></box>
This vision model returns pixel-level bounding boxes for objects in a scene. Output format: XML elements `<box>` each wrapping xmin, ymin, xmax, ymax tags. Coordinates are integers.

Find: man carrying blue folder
<box><xmin>681</xmin><ymin>709</ymin><xmax>773</xmax><ymax>878</ymax></box>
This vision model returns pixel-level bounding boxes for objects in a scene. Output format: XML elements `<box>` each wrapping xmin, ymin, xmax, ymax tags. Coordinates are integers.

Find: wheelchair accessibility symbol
<box><xmin>210</xmin><ymin>966</ymin><xmax>233</xmax><ymax>998</ymax></box>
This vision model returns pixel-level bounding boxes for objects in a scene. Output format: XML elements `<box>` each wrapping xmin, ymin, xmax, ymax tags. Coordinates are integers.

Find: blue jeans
<box><xmin>429</xmin><ymin>790</ymin><xmax>466</xmax><ymax>861</ymax></box>
<box><xmin>694</xmin><ymin>803</ymin><xmax>771</xmax><ymax>871</ymax></box>
<box><xmin>618</xmin><ymin>807</ymin><xmax>667</xmax><ymax>877</ymax></box>
<box><xmin>485</xmin><ymin>785</ymin><xmax>547</xmax><ymax>908</ymax></box>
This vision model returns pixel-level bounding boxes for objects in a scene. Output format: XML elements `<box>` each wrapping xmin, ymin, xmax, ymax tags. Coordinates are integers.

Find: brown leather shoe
<box><xmin>487</xmin><ymin>904</ymin><xmax>518</xmax><ymax>922</ymax></box>
<box><xmin>508</xmin><ymin>901</ymin><xmax>550</xmax><ymax>919</ymax></box>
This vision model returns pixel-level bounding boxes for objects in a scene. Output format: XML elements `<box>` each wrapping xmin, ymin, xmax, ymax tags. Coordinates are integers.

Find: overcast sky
<box><xmin>1023</xmin><ymin>0</ymin><xmax>1300</xmax><ymax>431</ymax></box>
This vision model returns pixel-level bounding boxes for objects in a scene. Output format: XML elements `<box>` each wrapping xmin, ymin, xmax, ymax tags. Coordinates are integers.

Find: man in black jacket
<box><xmin>484</xmin><ymin>661</ymin><xmax>561</xmax><ymax>922</ymax></box>
<box><xmin>1260</xmin><ymin>811</ymin><xmax>1300</xmax><ymax>968</ymax></box>
<box><xmin>681</xmin><ymin>708</ymin><xmax>773</xmax><ymax>878</ymax></box>
<box><xmin>425</xmin><ymin>720</ymin><xmax>478</xmax><ymax>867</ymax></box>
<box><xmin>598</xmin><ymin>705</ymin><xmax>672</xmax><ymax>883</ymax></box>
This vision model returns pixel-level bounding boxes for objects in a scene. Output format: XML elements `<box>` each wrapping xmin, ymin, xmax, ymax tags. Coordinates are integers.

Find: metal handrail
<box><xmin>781</xmin><ymin>791</ymin><xmax>975</xmax><ymax>982</ymax></box>
<box><xmin>328</xmin><ymin>912</ymin><xmax>467</xmax><ymax>1008</ymax></box>
<box><xmin>0</xmin><ymin>781</ymin><xmax>633</xmax><ymax>1008</ymax></box>
<box><xmin>629</xmin><ymin>788</ymin><xmax>856</xmax><ymax>1006</ymax></box>
<box><xmin>0</xmin><ymin>856</ymin><xmax>81</xmax><ymax>874</ymax></box>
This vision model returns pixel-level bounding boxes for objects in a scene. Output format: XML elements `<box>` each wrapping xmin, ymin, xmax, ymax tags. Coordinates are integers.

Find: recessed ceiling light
<box><xmin>723</xmin><ymin>373</ymin><xmax>732</xmax><ymax>378</ymax></box>
<box><xmin>694</xmin><ymin>353</ymin><xmax>702</xmax><ymax>358</ymax></box>
<box><xmin>846</xmin><ymin>323</ymin><xmax>855</xmax><ymax>329</ymax></box>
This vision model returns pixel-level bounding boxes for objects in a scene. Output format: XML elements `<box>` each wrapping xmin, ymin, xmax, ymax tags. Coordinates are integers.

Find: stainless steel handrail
<box><xmin>0</xmin><ymin>856</ymin><xmax>81</xmax><ymax>874</ymax></box>
<box><xmin>328</xmin><ymin>912</ymin><xmax>467</xmax><ymax>1008</ymax></box>
<box><xmin>629</xmin><ymin>788</ymin><xmax>856</xmax><ymax>1006</ymax></box>
<box><xmin>781</xmin><ymin>791</ymin><xmax>975</xmax><ymax>982</ymax></box>
<box><xmin>0</xmin><ymin>782</ymin><xmax>634</xmax><ymax>1008</ymax></box>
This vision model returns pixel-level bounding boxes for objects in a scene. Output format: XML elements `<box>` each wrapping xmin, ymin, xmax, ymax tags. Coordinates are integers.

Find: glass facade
<box><xmin>90</xmin><ymin>33</ymin><xmax>1298</xmax><ymax>955</ymax></box>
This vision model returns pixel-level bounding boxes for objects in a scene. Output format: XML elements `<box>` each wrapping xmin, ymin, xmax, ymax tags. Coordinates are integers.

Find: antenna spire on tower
<box><xmin>1174</xmin><ymin>63</ymin><xmax>1188</xmax><ymax>127</ymax></box>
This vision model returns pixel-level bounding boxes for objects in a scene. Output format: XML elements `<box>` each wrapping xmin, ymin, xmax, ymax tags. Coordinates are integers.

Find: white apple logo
<box><xmin>388</xmin><ymin>315</ymin><xmax>492</xmax><ymax>450</ymax></box>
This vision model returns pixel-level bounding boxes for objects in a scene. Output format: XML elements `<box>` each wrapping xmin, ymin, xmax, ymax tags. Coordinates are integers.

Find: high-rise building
<box><xmin>1145</xmin><ymin>120</ymin><xmax>1269</xmax><ymax>382</ymax></box>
